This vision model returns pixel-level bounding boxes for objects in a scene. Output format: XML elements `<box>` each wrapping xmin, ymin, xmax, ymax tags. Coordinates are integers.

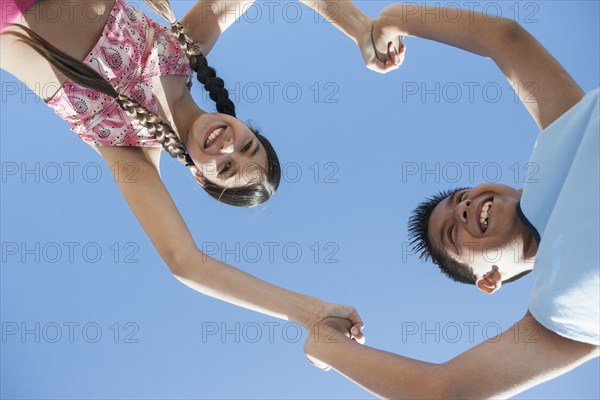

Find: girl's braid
<box><xmin>144</xmin><ymin>0</ymin><xmax>237</xmax><ymax>117</ymax></box>
<box><xmin>116</xmin><ymin>94</ymin><xmax>193</xmax><ymax>166</ymax></box>
<box><xmin>5</xmin><ymin>23</ymin><xmax>194</xmax><ymax>167</ymax></box>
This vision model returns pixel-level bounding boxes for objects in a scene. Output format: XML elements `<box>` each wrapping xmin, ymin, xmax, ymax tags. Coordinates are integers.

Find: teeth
<box><xmin>479</xmin><ymin>201</ymin><xmax>493</xmax><ymax>231</ymax></box>
<box><xmin>206</xmin><ymin>127</ymin><xmax>224</xmax><ymax>147</ymax></box>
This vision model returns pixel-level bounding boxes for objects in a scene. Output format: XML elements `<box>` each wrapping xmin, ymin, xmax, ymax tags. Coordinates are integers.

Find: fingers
<box><xmin>348</xmin><ymin>309</ymin><xmax>364</xmax><ymax>331</ymax></box>
<box><xmin>351</xmin><ymin>324</ymin><xmax>366</xmax><ymax>344</ymax></box>
<box><xmin>387</xmin><ymin>41</ymin><xmax>396</xmax><ymax>61</ymax></box>
<box><xmin>397</xmin><ymin>42</ymin><xmax>406</xmax><ymax>64</ymax></box>
<box><xmin>304</xmin><ymin>311</ymin><xmax>364</xmax><ymax>372</ymax></box>
<box><xmin>368</xmin><ymin>42</ymin><xmax>405</xmax><ymax>74</ymax></box>
<box><xmin>316</xmin><ymin>306</ymin><xmax>366</xmax><ymax>345</ymax></box>
<box><xmin>387</xmin><ymin>39</ymin><xmax>406</xmax><ymax>67</ymax></box>
<box><xmin>347</xmin><ymin>310</ymin><xmax>366</xmax><ymax>344</ymax></box>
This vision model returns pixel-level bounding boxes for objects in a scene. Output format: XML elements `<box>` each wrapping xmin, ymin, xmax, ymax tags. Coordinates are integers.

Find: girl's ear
<box><xmin>190</xmin><ymin>166</ymin><xmax>206</xmax><ymax>187</ymax></box>
<box><xmin>476</xmin><ymin>265</ymin><xmax>502</xmax><ymax>294</ymax></box>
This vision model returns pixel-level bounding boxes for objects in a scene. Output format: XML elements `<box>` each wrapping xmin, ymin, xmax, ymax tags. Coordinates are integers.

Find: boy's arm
<box><xmin>305</xmin><ymin>313</ymin><xmax>599</xmax><ymax>398</ymax></box>
<box><xmin>374</xmin><ymin>4</ymin><xmax>584</xmax><ymax>129</ymax></box>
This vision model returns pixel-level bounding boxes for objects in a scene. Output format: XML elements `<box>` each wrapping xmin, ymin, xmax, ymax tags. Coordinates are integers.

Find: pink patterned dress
<box><xmin>45</xmin><ymin>0</ymin><xmax>194</xmax><ymax>148</ymax></box>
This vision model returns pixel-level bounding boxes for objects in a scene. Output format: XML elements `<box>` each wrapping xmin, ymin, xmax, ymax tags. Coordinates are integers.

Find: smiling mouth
<box><xmin>204</xmin><ymin>126</ymin><xmax>226</xmax><ymax>149</ymax></box>
<box><xmin>479</xmin><ymin>199</ymin><xmax>493</xmax><ymax>233</ymax></box>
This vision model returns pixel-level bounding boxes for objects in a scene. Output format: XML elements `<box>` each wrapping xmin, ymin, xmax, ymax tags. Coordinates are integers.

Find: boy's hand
<box><xmin>371</xmin><ymin>17</ymin><xmax>406</xmax><ymax>73</ymax></box>
<box><xmin>304</xmin><ymin>317</ymin><xmax>354</xmax><ymax>371</ymax></box>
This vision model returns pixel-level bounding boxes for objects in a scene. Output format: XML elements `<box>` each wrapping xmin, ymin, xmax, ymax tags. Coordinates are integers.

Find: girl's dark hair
<box><xmin>4</xmin><ymin>0</ymin><xmax>280</xmax><ymax>207</ymax></box>
<box><xmin>150</xmin><ymin>1</ymin><xmax>281</xmax><ymax>206</ymax></box>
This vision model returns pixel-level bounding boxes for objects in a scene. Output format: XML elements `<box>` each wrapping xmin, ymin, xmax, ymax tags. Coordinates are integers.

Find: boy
<box><xmin>304</xmin><ymin>3</ymin><xmax>599</xmax><ymax>398</ymax></box>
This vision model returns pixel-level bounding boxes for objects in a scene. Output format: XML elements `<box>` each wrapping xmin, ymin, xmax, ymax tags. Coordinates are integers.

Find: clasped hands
<box><xmin>355</xmin><ymin>14</ymin><xmax>406</xmax><ymax>74</ymax></box>
<box><xmin>298</xmin><ymin>298</ymin><xmax>364</xmax><ymax>371</ymax></box>
<box><xmin>304</xmin><ymin>316</ymin><xmax>356</xmax><ymax>371</ymax></box>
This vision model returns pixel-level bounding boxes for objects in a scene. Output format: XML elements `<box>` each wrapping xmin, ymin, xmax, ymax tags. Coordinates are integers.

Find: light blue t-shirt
<box><xmin>519</xmin><ymin>88</ymin><xmax>599</xmax><ymax>346</ymax></box>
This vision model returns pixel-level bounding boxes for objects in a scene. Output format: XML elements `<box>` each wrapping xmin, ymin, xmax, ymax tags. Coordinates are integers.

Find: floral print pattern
<box><xmin>45</xmin><ymin>0</ymin><xmax>193</xmax><ymax>148</ymax></box>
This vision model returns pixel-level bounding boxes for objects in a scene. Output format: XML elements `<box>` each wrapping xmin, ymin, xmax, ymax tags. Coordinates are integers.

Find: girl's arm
<box><xmin>96</xmin><ymin>145</ymin><xmax>364</xmax><ymax>334</ymax></box>
<box><xmin>299</xmin><ymin>0</ymin><xmax>369</xmax><ymax>43</ymax></box>
<box><xmin>374</xmin><ymin>4</ymin><xmax>584</xmax><ymax>130</ymax></box>
<box><xmin>180</xmin><ymin>0</ymin><xmax>256</xmax><ymax>56</ymax></box>
<box><xmin>177</xmin><ymin>0</ymin><xmax>401</xmax><ymax>72</ymax></box>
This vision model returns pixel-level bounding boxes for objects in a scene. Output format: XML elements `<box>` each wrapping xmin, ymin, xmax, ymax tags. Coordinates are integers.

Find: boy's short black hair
<box><xmin>408</xmin><ymin>187</ymin><xmax>531</xmax><ymax>285</ymax></box>
<box><xmin>408</xmin><ymin>188</ymin><xmax>476</xmax><ymax>284</ymax></box>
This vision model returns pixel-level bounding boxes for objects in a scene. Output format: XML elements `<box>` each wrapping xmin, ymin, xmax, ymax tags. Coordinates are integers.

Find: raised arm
<box><xmin>96</xmin><ymin>146</ymin><xmax>364</xmax><ymax>335</ymax></box>
<box><xmin>298</xmin><ymin>0</ymin><xmax>404</xmax><ymax>73</ymax></box>
<box><xmin>175</xmin><ymin>0</ymin><xmax>402</xmax><ymax>72</ymax></box>
<box><xmin>305</xmin><ymin>313</ymin><xmax>599</xmax><ymax>398</ymax></box>
<box><xmin>299</xmin><ymin>0</ymin><xmax>369</xmax><ymax>42</ymax></box>
<box><xmin>180</xmin><ymin>0</ymin><xmax>256</xmax><ymax>56</ymax></box>
<box><xmin>374</xmin><ymin>4</ymin><xmax>584</xmax><ymax>129</ymax></box>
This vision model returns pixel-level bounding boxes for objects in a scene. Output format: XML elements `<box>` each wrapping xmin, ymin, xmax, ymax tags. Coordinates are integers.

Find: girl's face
<box><xmin>187</xmin><ymin>113</ymin><xmax>268</xmax><ymax>188</ymax></box>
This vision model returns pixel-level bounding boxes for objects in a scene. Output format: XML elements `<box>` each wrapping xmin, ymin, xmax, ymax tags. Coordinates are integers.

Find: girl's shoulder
<box><xmin>0</xmin><ymin>0</ymin><xmax>116</xmax><ymax>96</ymax></box>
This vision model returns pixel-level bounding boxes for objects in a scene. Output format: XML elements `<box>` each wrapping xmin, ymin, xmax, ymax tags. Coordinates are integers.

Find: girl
<box><xmin>0</xmin><ymin>0</ymin><xmax>369</xmax><ymax>342</ymax></box>
<box><xmin>1</xmin><ymin>0</ymin><xmax>280</xmax><ymax>206</ymax></box>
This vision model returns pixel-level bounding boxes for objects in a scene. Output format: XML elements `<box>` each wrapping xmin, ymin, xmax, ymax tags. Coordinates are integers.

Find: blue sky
<box><xmin>1</xmin><ymin>0</ymin><xmax>599</xmax><ymax>398</ymax></box>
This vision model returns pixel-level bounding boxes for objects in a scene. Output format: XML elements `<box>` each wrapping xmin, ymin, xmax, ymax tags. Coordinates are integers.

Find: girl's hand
<box><xmin>356</xmin><ymin>18</ymin><xmax>406</xmax><ymax>73</ymax></box>
<box><xmin>300</xmin><ymin>300</ymin><xmax>365</xmax><ymax>344</ymax></box>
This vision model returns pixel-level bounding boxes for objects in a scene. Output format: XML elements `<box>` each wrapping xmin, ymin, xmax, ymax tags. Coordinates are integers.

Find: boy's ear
<box><xmin>476</xmin><ymin>265</ymin><xmax>502</xmax><ymax>294</ymax></box>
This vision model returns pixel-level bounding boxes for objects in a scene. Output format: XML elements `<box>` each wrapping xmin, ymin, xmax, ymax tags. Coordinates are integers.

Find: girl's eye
<box><xmin>221</xmin><ymin>162</ymin><xmax>231</xmax><ymax>174</ymax></box>
<box><xmin>241</xmin><ymin>141</ymin><xmax>252</xmax><ymax>153</ymax></box>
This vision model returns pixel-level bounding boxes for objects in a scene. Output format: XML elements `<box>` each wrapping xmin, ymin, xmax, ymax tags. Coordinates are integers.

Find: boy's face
<box><xmin>427</xmin><ymin>184</ymin><xmax>535</xmax><ymax>277</ymax></box>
